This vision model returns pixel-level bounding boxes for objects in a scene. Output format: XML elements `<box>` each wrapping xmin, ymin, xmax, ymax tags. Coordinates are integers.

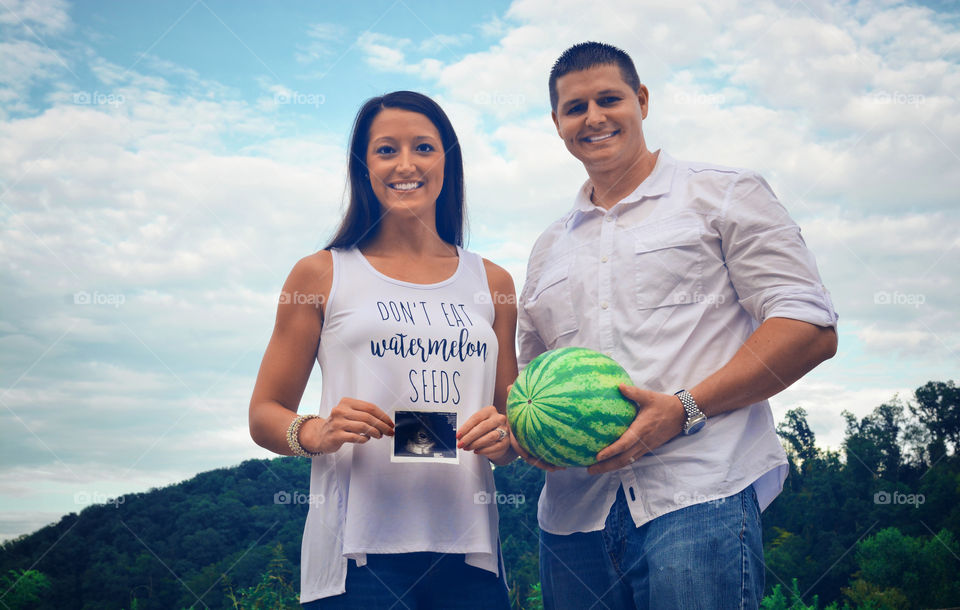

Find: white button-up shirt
<box><xmin>518</xmin><ymin>151</ymin><xmax>838</xmax><ymax>535</ymax></box>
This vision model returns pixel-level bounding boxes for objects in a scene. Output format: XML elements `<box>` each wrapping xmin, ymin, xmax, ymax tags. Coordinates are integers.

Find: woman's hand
<box><xmin>301</xmin><ymin>398</ymin><xmax>394</xmax><ymax>454</ymax></box>
<box><xmin>456</xmin><ymin>405</ymin><xmax>513</xmax><ymax>462</ymax></box>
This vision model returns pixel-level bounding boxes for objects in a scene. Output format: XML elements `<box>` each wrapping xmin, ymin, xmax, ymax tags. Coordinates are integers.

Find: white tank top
<box><xmin>299</xmin><ymin>246</ymin><xmax>502</xmax><ymax>603</ymax></box>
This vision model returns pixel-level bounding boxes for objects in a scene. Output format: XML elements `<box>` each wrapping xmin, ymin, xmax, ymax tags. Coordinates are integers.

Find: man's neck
<box><xmin>588</xmin><ymin>149</ymin><xmax>660</xmax><ymax>210</ymax></box>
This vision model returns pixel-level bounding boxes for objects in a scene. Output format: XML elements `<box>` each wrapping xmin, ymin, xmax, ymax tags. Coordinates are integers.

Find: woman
<box><xmin>248</xmin><ymin>91</ymin><xmax>518</xmax><ymax>609</ymax></box>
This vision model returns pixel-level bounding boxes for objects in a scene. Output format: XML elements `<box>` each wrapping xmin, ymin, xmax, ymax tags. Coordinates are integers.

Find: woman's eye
<box><xmin>375</xmin><ymin>145</ymin><xmax>395</xmax><ymax>155</ymax></box>
<box><xmin>416</xmin><ymin>143</ymin><xmax>435</xmax><ymax>153</ymax></box>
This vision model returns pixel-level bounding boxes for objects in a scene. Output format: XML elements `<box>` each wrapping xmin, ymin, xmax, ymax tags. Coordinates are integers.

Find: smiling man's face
<box><xmin>551</xmin><ymin>63</ymin><xmax>650</xmax><ymax>176</ymax></box>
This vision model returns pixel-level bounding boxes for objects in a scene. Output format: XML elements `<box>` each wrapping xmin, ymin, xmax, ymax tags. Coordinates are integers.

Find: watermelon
<box><xmin>507</xmin><ymin>347</ymin><xmax>636</xmax><ymax>467</ymax></box>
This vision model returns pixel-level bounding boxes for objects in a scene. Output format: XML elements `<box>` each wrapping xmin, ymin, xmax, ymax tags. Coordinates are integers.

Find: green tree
<box><xmin>225</xmin><ymin>543</ymin><xmax>300</xmax><ymax>609</ymax></box>
<box><xmin>0</xmin><ymin>568</ymin><xmax>51</xmax><ymax>608</ymax></box>
<box><xmin>910</xmin><ymin>380</ymin><xmax>960</xmax><ymax>458</ymax></box>
<box><xmin>845</xmin><ymin>527</ymin><xmax>960</xmax><ymax>609</ymax></box>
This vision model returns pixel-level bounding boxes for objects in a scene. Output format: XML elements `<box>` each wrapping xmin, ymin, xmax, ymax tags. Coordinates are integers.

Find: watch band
<box><xmin>674</xmin><ymin>389</ymin><xmax>707</xmax><ymax>435</ymax></box>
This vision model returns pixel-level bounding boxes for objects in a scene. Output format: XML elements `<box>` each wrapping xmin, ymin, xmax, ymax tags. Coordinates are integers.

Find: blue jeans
<box><xmin>301</xmin><ymin>552</ymin><xmax>510</xmax><ymax>610</ymax></box>
<box><xmin>540</xmin><ymin>485</ymin><xmax>765</xmax><ymax>610</ymax></box>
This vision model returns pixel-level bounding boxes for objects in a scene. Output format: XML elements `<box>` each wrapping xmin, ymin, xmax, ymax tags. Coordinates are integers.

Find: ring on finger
<box><xmin>495</xmin><ymin>427</ymin><xmax>507</xmax><ymax>441</ymax></box>
<box><xmin>627</xmin><ymin>455</ymin><xmax>636</xmax><ymax>464</ymax></box>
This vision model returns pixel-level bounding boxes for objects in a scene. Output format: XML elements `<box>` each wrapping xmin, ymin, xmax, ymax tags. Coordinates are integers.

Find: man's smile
<box><xmin>582</xmin><ymin>130</ymin><xmax>620</xmax><ymax>143</ymax></box>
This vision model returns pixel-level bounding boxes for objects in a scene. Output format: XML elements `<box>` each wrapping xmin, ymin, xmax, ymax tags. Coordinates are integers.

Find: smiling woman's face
<box><xmin>365</xmin><ymin>108</ymin><xmax>446</xmax><ymax>218</ymax></box>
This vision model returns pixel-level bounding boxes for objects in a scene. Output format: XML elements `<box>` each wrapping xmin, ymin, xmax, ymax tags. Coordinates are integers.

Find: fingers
<box><xmin>595</xmin><ymin>425</ymin><xmax>640</xmax><ymax>462</ymax></box>
<box><xmin>588</xmin><ymin>451</ymin><xmax>640</xmax><ymax>475</ymax></box>
<box><xmin>458</xmin><ymin>406</ymin><xmax>507</xmax><ymax>452</ymax></box>
<box><xmin>331</xmin><ymin>398</ymin><xmax>394</xmax><ymax>438</ymax></box>
<box><xmin>618</xmin><ymin>383</ymin><xmax>650</xmax><ymax>406</ymax></box>
<box><xmin>341</xmin><ymin>398</ymin><xmax>395</xmax><ymax>433</ymax></box>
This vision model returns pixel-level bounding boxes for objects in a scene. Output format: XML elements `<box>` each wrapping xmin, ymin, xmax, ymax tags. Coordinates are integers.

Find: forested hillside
<box><xmin>1</xmin><ymin>380</ymin><xmax>957</xmax><ymax>609</ymax></box>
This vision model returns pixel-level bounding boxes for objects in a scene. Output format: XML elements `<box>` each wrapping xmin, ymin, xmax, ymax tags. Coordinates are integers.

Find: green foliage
<box><xmin>524</xmin><ymin>581</ymin><xmax>544</xmax><ymax>610</ymax></box>
<box><xmin>762</xmin><ymin>380</ymin><xmax>960</xmax><ymax>607</ymax></box>
<box><xmin>493</xmin><ymin>460</ymin><xmax>545</xmax><ymax>608</ymax></box>
<box><xmin>0</xmin><ymin>457</ymin><xmax>312</xmax><ymax>609</ymax></box>
<box><xmin>0</xmin><ymin>568</ymin><xmax>51</xmax><ymax>609</ymax></box>
<box><xmin>224</xmin><ymin>543</ymin><xmax>299</xmax><ymax>609</ymax></box>
<box><xmin>844</xmin><ymin>527</ymin><xmax>960</xmax><ymax>609</ymax></box>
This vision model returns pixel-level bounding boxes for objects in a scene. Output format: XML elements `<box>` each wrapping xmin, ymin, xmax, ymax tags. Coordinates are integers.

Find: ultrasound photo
<box><xmin>391</xmin><ymin>410</ymin><xmax>459</xmax><ymax>464</ymax></box>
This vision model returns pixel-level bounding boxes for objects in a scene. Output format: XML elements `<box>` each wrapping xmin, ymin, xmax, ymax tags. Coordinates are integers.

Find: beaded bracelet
<box><xmin>287</xmin><ymin>414</ymin><xmax>324</xmax><ymax>458</ymax></box>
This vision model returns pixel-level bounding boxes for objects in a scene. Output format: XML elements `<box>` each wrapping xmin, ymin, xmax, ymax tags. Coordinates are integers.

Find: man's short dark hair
<box><xmin>549</xmin><ymin>41</ymin><xmax>641</xmax><ymax>111</ymax></box>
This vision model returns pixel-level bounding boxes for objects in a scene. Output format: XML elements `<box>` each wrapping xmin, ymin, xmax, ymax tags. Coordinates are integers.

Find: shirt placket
<box><xmin>600</xmin><ymin>211</ymin><xmax>647</xmax><ymax>524</ymax></box>
<box><xmin>598</xmin><ymin>212</ymin><xmax>616</xmax><ymax>358</ymax></box>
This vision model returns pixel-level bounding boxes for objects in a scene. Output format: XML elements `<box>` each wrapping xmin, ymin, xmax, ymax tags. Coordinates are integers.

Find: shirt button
<box><xmin>601</xmin><ymin>255</ymin><xmax>608</xmax><ymax>263</ymax></box>
<box><xmin>605</xmin><ymin>215</ymin><xmax>615</xmax><ymax>222</ymax></box>
<box><xmin>601</xmin><ymin>301</ymin><xmax>609</xmax><ymax>309</ymax></box>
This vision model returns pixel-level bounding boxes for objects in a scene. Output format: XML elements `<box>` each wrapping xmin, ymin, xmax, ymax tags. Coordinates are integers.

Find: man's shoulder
<box><xmin>668</xmin><ymin>155</ymin><xmax>771</xmax><ymax>205</ymax></box>
<box><xmin>530</xmin><ymin>212</ymin><xmax>573</xmax><ymax>251</ymax></box>
<box><xmin>673</xmin><ymin>155</ymin><xmax>754</xmax><ymax>180</ymax></box>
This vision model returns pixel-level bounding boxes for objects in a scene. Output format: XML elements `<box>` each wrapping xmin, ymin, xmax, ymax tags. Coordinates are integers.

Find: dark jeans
<box><xmin>302</xmin><ymin>551</ymin><xmax>510</xmax><ymax>610</ymax></box>
<box><xmin>540</xmin><ymin>485</ymin><xmax>765</xmax><ymax>610</ymax></box>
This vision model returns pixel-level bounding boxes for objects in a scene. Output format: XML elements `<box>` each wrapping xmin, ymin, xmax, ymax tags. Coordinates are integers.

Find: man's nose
<box><xmin>585</xmin><ymin>101</ymin><xmax>606</xmax><ymax>126</ymax></box>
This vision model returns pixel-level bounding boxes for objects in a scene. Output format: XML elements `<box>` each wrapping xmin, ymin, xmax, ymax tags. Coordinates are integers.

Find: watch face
<box><xmin>686</xmin><ymin>418</ymin><xmax>706</xmax><ymax>435</ymax></box>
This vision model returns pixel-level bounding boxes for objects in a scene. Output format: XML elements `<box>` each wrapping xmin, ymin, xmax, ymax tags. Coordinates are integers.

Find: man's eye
<box><xmin>567</xmin><ymin>103</ymin><xmax>586</xmax><ymax>115</ymax></box>
<box><xmin>599</xmin><ymin>97</ymin><xmax>621</xmax><ymax>105</ymax></box>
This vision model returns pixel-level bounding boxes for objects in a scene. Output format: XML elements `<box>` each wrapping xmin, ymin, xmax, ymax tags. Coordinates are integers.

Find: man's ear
<box><xmin>551</xmin><ymin>110</ymin><xmax>561</xmax><ymax>137</ymax></box>
<box><xmin>638</xmin><ymin>84</ymin><xmax>650</xmax><ymax>120</ymax></box>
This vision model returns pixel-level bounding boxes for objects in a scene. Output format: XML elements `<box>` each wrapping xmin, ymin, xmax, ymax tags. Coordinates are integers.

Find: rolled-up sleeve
<box><xmin>720</xmin><ymin>171</ymin><xmax>838</xmax><ymax>329</ymax></box>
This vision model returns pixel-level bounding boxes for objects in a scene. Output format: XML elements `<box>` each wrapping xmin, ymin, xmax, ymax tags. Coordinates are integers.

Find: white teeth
<box><xmin>585</xmin><ymin>132</ymin><xmax>616</xmax><ymax>143</ymax></box>
<box><xmin>390</xmin><ymin>182</ymin><xmax>423</xmax><ymax>191</ymax></box>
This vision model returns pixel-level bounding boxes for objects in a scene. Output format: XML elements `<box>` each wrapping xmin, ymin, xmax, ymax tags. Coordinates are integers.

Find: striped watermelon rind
<box><xmin>507</xmin><ymin>347</ymin><xmax>636</xmax><ymax>467</ymax></box>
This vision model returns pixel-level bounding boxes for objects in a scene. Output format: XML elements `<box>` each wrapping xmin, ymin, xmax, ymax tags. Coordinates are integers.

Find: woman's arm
<box><xmin>249</xmin><ymin>251</ymin><xmax>394</xmax><ymax>456</ymax></box>
<box><xmin>248</xmin><ymin>252</ymin><xmax>331</xmax><ymax>455</ymax></box>
<box><xmin>456</xmin><ymin>259</ymin><xmax>519</xmax><ymax>466</ymax></box>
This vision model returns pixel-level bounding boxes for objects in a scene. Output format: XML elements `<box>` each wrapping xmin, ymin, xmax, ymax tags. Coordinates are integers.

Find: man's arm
<box><xmin>588</xmin><ymin>317</ymin><xmax>836</xmax><ymax>474</ymax></box>
<box><xmin>590</xmin><ymin>170</ymin><xmax>838</xmax><ymax>475</ymax></box>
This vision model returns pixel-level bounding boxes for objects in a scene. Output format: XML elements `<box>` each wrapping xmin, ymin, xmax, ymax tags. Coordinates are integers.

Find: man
<box><xmin>515</xmin><ymin>42</ymin><xmax>838</xmax><ymax>609</ymax></box>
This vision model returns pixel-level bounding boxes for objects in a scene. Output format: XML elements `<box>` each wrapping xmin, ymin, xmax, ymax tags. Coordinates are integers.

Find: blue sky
<box><xmin>1</xmin><ymin>0</ymin><xmax>958</xmax><ymax>542</ymax></box>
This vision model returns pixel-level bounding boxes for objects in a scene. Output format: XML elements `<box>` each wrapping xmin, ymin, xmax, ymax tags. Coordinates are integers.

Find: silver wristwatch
<box><xmin>674</xmin><ymin>390</ymin><xmax>707</xmax><ymax>435</ymax></box>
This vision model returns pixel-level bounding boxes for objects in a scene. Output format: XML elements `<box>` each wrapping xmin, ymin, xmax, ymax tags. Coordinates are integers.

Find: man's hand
<box><xmin>587</xmin><ymin>384</ymin><xmax>686</xmax><ymax>475</ymax></box>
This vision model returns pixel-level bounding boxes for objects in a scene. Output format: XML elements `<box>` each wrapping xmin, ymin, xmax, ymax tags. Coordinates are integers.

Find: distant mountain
<box><xmin>0</xmin><ymin>456</ymin><xmax>544</xmax><ymax>610</ymax></box>
<box><xmin>4</xmin><ymin>382</ymin><xmax>960</xmax><ymax>609</ymax></box>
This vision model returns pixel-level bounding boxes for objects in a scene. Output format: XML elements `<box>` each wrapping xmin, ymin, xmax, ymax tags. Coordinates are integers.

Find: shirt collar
<box><xmin>564</xmin><ymin>150</ymin><xmax>676</xmax><ymax>229</ymax></box>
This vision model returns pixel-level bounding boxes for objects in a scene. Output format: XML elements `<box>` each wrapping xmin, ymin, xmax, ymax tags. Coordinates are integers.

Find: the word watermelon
<box><xmin>507</xmin><ymin>347</ymin><xmax>636</xmax><ymax>467</ymax></box>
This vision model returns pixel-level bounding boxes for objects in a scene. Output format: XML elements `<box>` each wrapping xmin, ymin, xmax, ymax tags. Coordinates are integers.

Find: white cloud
<box><xmin>0</xmin><ymin>0</ymin><xmax>71</xmax><ymax>35</ymax></box>
<box><xmin>295</xmin><ymin>22</ymin><xmax>347</xmax><ymax>64</ymax></box>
